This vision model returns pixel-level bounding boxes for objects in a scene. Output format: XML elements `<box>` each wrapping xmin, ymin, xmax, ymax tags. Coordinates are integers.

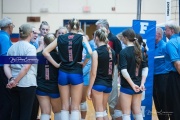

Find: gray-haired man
<box><xmin>0</xmin><ymin>17</ymin><xmax>14</xmax><ymax>120</ymax></box>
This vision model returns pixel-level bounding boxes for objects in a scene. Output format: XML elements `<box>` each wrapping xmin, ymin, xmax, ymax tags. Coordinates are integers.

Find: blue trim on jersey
<box><xmin>83</xmin><ymin>73</ymin><xmax>90</xmax><ymax>86</ymax></box>
<box><xmin>120</xmin><ymin>86</ymin><xmax>142</xmax><ymax>95</ymax></box>
<box><xmin>58</xmin><ymin>70</ymin><xmax>83</xmax><ymax>85</ymax></box>
<box><xmin>36</xmin><ymin>90</ymin><xmax>60</xmax><ymax>98</ymax></box>
<box><xmin>82</xmin><ymin>42</ymin><xmax>91</xmax><ymax>59</ymax></box>
<box><xmin>92</xmin><ymin>84</ymin><xmax>112</xmax><ymax>93</ymax></box>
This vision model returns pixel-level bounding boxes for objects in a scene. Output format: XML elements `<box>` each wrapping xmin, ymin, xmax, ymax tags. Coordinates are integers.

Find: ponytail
<box><xmin>133</xmin><ymin>39</ymin><xmax>143</xmax><ymax>68</ymax></box>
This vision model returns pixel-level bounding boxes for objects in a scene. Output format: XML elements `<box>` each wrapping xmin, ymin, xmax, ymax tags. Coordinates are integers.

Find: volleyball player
<box><xmin>87</xmin><ymin>28</ymin><xmax>116</xmax><ymax>120</ymax></box>
<box><xmin>36</xmin><ymin>34</ymin><xmax>61</xmax><ymax>120</ymax></box>
<box><xmin>119</xmin><ymin>29</ymin><xmax>148</xmax><ymax>120</ymax></box>
<box><xmin>43</xmin><ymin>18</ymin><xmax>92</xmax><ymax>120</ymax></box>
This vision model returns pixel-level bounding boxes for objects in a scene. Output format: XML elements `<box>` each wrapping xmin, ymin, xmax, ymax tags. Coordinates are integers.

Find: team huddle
<box><xmin>0</xmin><ymin>17</ymin><xmax>180</xmax><ymax>120</ymax></box>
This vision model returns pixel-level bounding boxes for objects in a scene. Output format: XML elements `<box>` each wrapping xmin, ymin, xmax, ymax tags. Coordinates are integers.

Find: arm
<box><xmin>141</xmin><ymin>67</ymin><xmax>148</xmax><ymax>85</ymax></box>
<box><xmin>121</xmin><ymin>69</ymin><xmax>140</xmax><ymax>92</ymax></box>
<box><xmin>4</xmin><ymin>64</ymin><xmax>12</xmax><ymax>79</ymax></box>
<box><xmin>174</xmin><ymin>61</ymin><xmax>180</xmax><ymax>74</ymax></box>
<box><xmin>121</xmin><ymin>69</ymin><xmax>134</xmax><ymax>87</ymax></box>
<box><xmin>87</xmin><ymin>51</ymin><xmax>98</xmax><ymax>100</ymax></box>
<box><xmin>4</xmin><ymin>64</ymin><xmax>32</xmax><ymax>88</ymax></box>
<box><xmin>42</xmin><ymin>39</ymin><xmax>59</xmax><ymax>68</ymax></box>
<box><xmin>13</xmin><ymin>64</ymin><xmax>32</xmax><ymax>83</ymax></box>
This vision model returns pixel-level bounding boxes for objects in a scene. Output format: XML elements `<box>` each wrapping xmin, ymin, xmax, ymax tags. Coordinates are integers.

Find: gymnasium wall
<box><xmin>1</xmin><ymin>0</ymin><xmax>173</xmax><ymax>33</ymax></box>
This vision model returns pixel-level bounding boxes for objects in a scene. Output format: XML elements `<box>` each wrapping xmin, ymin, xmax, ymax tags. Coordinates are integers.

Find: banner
<box><xmin>133</xmin><ymin>20</ymin><xmax>156</xmax><ymax>120</ymax></box>
<box><xmin>165</xmin><ymin>0</ymin><xmax>171</xmax><ymax>22</ymax></box>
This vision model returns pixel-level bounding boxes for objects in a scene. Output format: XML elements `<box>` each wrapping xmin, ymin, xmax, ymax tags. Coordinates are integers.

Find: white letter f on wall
<box><xmin>140</xmin><ymin>22</ymin><xmax>149</xmax><ymax>34</ymax></box>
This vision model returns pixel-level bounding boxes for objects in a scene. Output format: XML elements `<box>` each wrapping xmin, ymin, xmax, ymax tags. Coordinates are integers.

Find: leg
<box><xmin>167</xmin><ymin>72</ymin><xmax>180</xmax><ymax>120</ymax></box>
<box><xmin>37</xmin><ymin>95</ymin><xmax>51</xmax><ymax>120</ymax></box>
<box><xmin>153</xmin><ymin>74</ymin><xmax>169</xmax><ymax>120</ymax></box>
<box><xmin>103</xmin><ymin>92</ymin><xmax>110</xmax><ymax>120</ymax></box>
<box><xmin>19</xmin><ymin>86</ymin><xmax>36</xmax><ymax>120</ymax></box>
<box><xmin>0</xmin><ymin>67</ymin><xmax>12</xmax><ymax>120</ymax></box>
<box><xmin>131</xmin><ymin>94</ymin><xmax>143</xmax><ymax>120</ymax></box>
<box><xmin>70</xmin><ymin>83</ymin><xmax>83</xmax><ymax>120</ymax></box>
<box><xmin>31</xmin><ymin>95</ymin><xmax>39</xmax><ymax>120</ymax></box>
<box><xmin>59</xmin><ymin>85</ymin><xmax>70</xmax><ymax>120</ymax></box>
<box><xmin>11</xmin><ymin>87</ymin><xmax>20</xmax><ymax>120</ymax></box>
<box><xmin>114</xmin><ymin>96</ymin><xmax>122</xmax><ymax>120</ymax></box>
<box><xmin>119</xmin><ymin>92</ymin><xmax>132</xmax><ymax>120</ymax></box>
<box><xmin>81</xmin><ymin>86</ymin><xmax>88</xmax><ymax>120</ymax></box>
<box><xmin>92</xmin><ymin>89</ymin><xmax>104</xmax><ymax>120</ymax></box>
<box><xmin>108</xmin><ymin>66</ymin><xmax>118</xmax><ymax>117</ymax></box>
<box><xmin>51</xmin><ymin>97</ymin><xmax>61</xmax><ymax>120</ymax></box>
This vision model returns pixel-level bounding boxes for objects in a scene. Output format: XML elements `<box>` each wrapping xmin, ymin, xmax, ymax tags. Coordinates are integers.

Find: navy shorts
<box><xmin>58</xmin><ymin>70</ymin><xmax>83</xmax><ymax>85</ymax></box>
<box><xmin>120</xmin><ymin>86</ymin><xmax>142</xmax><ymax>95</ymax></box>
<box><xmin>36</xmin><ymin>90</ymin><xmax>60</xmax><ymax>98</ymax></box>
<box><xmin>92</xmin><ymin>84</ymin><xmax>112</xmax><ymax>93</ymax></box>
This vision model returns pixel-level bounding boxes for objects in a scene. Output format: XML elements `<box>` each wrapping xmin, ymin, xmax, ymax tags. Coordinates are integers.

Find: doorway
<box><xmin>63</xmin><ymin>20</ymin><xmax>98</xmax><ymax>40</ymax></box>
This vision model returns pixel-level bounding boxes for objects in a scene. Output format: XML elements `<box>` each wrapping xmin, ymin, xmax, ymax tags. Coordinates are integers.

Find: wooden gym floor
<box><xmin>49</xmin><ymin>99</ymin><xmax>159</xmax><ymax>120</ymax></box>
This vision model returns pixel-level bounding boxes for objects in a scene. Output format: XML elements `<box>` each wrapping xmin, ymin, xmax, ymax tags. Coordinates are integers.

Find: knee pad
<box><xmin>80</xmin><ymin>101</ymin><xmax>87</xmax><ymax>111</ymax></box>
<box><xmin>103</xmin><ymin>110</ymin><xmax>108</xmax><ymax>117</ymax></box>
<box><xmin>40</xmin><ymin>114</ymin><xmax>50</xmax><ymax>120</ymax></box>
<box><xmin>70</xmin><ymin>110</ymin><xmax>80</xmax><ymax>120</ymax></box>
<box><xmin>133</xmin><ymin>113</ymin><xmax>143</xmax><ymax>120</ymax></box>
<box><xmin>113</xmin><ymin>109</ymin><xmax>122</xmax><ymax>118</ymax></box>
<box><xmin>54</xmin><ymin>112</ymin><xmax>61</xmax><ymax>120</ymax></box>
<box><xmin>95</xmin><ymin>112</ymin><xmax>104</xmax><ymax>118</ymax></box>
<box><xmin>61</xmin><ymin>110</ymin><xmax>69</xmax><ymax>120</ymax></box>
<box><xmin>122</xmin><ymin>114</ymin><xmax>131</xmax><ymax>120</ymax></box>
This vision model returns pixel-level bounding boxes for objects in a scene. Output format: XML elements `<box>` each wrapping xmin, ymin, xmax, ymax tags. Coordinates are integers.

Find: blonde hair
<box><xmin>19</xmin><ymin>24</ymin><xmax>33</xmax><ymax>39</ymax></box>
<box><xmin>68</xmin><ymin>18</ymin><xmax>80</xmax><ymax>30</ymax></box>
<box><xmin>44</xmin><ymin>33</ymin><xmax>55</xmax><ymax>46</ymax></box>
<box><xmin>95</xmin><ymin>27</ymin><xmax>112</xmax><ymax>55</ymax></box>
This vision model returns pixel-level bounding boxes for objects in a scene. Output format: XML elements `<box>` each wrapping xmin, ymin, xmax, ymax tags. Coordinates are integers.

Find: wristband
<box><xmin>8</xmin><ymin>77</ymin><xmax>14</xmax><ymax>82</ymax></box>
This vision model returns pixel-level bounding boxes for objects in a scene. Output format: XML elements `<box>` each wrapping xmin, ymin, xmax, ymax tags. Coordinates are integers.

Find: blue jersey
<box><xmin>165</xmin><ymin>34</ymin><xmax>180</xmax><ymax>72</ymax></box>
<box><xmin>154</xmin><ymin>40</ymin><xmax>169</xmax><ymax>74</ymax></box>
<box><xmin>0</xmin><ymin>30</ymin><xmax>12</xmax><ymax>66</ymax></box>
<box><xmin>30</xmin><ymin>41</ymin><xmax>38</xmax><ymax>49</ymax></box>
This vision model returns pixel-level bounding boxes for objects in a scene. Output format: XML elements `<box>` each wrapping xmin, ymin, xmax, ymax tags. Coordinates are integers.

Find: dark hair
<box><xmin>54</xmin><ymin>29</ymin><xmax>59</xmax><ymax>38</ymax></box>
<box><xmin>40</xmin><ymin>21</ymin><xmax>49</xmax><ymax>29</ymax></box>
<box><xmin>122</xmin><ymin>29</ymin><xmax>142</xmax><ymax>67</ymax></box>
<box><xmin>136</xmin><ymin>33</ymin><xmax>147</xmax><ymax>57</ymax></box>
<box><xmin>68</xmin><ymin>18</ymin><xmax>80</xmax><ymax>30</ymax></box>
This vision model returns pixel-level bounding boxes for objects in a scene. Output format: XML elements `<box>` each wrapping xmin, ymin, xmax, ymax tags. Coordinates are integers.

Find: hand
<box><xmin>77</xmin><ymin>62</ymin><xmax>86</xmax><ymax>68</ymax></box>
<box><xmin>6</xmin><ymin>78</ymin><xmax>18</xmax><ymax>89</ymax></box>
<box><xmin>55</xmin><ymin>63</ymin><xmax>61</xmax><ymax>68</ymax></box>
<box><xmin>87</xmin><ymin>89</ymin><xmax>92</xmax><ymax>100</ymax></box>
<box><xmin>131</xmin><ymin>84</ymin><xmax>140</xmax><ymax>93</ymax></box>
<box><xmin>140</xmin><ymin>84</ymin><xmax>146</xmax><ymax>91</ymax></box>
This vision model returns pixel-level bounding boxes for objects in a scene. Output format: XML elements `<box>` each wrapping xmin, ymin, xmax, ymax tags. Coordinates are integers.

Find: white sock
<box><xmin>40</xmin><ymin>114</ymin><xmax>50</xmax><ymax>120</ymax></box>
<box><xmin>113</xmin><ymin>109</ymin><xmax>123</xmax><ymax>118</ymax></box>
<box><xmin>54</xmin><ymin>112</ymin><xmax>61</xmax><ymax>120</ymax></box>
<box><xmin>95</xmin><ymin>112</ymin><xmax>104</xmax><ymax>118</ymax></box>
<box><xmin>61</xmin><ymin>110</ymin><xmax>69</xmax><ymax>120</ymax></box>
<box><xmin>70</xmin><ymin>110</ymin><xmax>80</xmax><ymax>120</ymax></box>
<box><xmin>133</xmin><ymin>113</ymin><xmax>143</xmax><ymax>120</ymax></box>
<box><xmin>122</xmin><ymin>114</ymin><xmax>131</xmax><ymax>120</ymax></box>
<box><xmin>103</xmin><ymin>110</ymin><xmax>108</xmax><ymax>117</ymax></box>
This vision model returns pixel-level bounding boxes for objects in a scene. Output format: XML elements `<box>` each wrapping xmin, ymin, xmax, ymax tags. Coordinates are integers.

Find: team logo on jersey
<box><xmin>68</xmin><ymin>35</ymin><xmax>74</xmax><ymax>39</ymax></box>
